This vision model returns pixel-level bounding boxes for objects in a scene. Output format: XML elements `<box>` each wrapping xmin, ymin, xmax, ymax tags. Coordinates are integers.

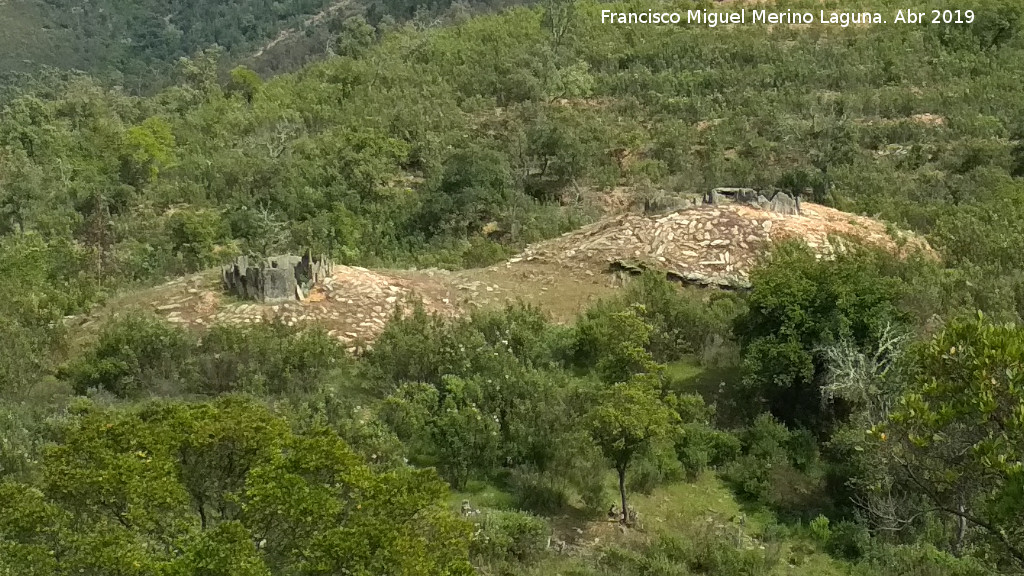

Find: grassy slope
<box><xmin>455</xmin><ymin>473</ymin><xmax>851</xmax><ymax>575</ymax></box>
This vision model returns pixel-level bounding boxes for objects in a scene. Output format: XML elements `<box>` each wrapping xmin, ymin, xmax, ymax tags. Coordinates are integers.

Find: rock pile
<box><xmin>507</xmin><ymin>201</ymin><xmax>930</xmax><ymax>289</ymax></box>
<box><xmin>151</xmin><ymin>265</ymin><xmax>460</xmax><ymax>349</ymax></box>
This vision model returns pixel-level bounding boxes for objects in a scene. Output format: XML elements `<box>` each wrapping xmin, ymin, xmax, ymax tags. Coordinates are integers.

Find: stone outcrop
<box><xmin>222</xmin><ymin>252</ymin><xmax>333</xmax><ymax>302</ymax></box>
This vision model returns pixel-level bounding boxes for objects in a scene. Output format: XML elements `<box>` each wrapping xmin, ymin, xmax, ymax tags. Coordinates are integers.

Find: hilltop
<box><xmin>79</xmin><ymin>195</ymin><xmax>930</xmax><ymax>347</ymax></box>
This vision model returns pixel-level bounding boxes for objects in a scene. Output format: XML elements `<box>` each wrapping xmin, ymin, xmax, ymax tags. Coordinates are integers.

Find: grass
<box><xmin>451</xmin><ymin>479</ymin><xmax>520</xmax><ymax>511</ymax></box>
<box><xmin>665</xmin><ymin>358</ymin><xmax>705</xmax><ymax>384</ymax></box>
<box><xmin>477</xmin><ymin>471</ymin><xmax>853</xmax><ymax>576</ymax></box>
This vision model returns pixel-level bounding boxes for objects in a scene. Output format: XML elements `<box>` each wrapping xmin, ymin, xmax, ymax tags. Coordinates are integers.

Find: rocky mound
<box><xmin>105</xmin><ymin>265</ymin><xmax>462</xmax><ymax>351</ymax></box>
<box><xmin>79</xmin><ymin>200</ymin><xmax>929</xmax><ymax>347</ymax></box>
<box><xmin>508</xmin><ymin>202</ymin><xmax>931</xmax><ymax>288</ymax></box>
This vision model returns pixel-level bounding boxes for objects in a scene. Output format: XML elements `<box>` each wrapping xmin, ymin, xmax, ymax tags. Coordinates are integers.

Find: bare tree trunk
<box><xmin>618</xmin><ymin>465</ymin><xmax>628</xmax><ymax>524</ymax></box>
<box><xmin>953</xmin><ymin>501</ymin><xmax>968</xmax><ymax>557</ymax></box>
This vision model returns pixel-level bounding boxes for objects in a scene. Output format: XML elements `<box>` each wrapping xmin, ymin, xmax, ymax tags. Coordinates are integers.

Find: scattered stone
<box><xmin>503</xmin><ymin>198</ymin><xmax>931</xmax><ymax>290</ymax></box>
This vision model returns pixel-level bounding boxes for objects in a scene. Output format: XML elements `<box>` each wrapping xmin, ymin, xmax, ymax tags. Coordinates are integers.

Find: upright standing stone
<box><xmin>222</xmin><ymin>251</ymin><xmax>333</xmax><ymax>302</ymax></box>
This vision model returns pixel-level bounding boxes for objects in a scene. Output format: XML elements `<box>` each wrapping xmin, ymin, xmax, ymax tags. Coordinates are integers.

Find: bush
<box><xmin>596</xmin><ymin>531</ymin><xmax>778</xmax><ymax>576</ymax></box>
<box><xmin>461</xmin><ymin>236</ymin><xmax>512</xmax><ymax>268</ymax></box>
<box><xmin>332</xmin><ymin>410</ymin><xmax>406</xmax><ymax>470</ymax></box>
<box><xmin>166</xmin><ymin>208</ymin><xmax>230</xmax><ymax>270</ymax></box>
<box><xmin>683</xmin><ymin>527</ymin><xmax>780</xmax><ymax>576</ymax></box>
<box><xmin>809</xmin><ymin>515</ymin><xmax>832</xmax><ymax>544</ymax></box>
<box><xmin>827</xmin><ymin>520</ymin><xmax>871</xmax><ymax>560</ymax></box>
<box><xmin>675</xmin><ymin>423</ymin><xmax>741</xmax><ymax>479</ymax></box>
<box><xmin>627</xmin><ymin>439</ymin><xmax>684</xmax><ymax>495</ymax></box>
<box><xmin>855</xmin><ymin>543</ymin><xmax>993</xmax><ymax>576</ymax></box>
<box><xmin>570</xmin><ymin>449</ymin><xmax>611</xmax><ymax>514</ymax></box>
<box><xmin>470</xmin><ymin>508</ymin><xmax>550</xmax><ymax>566</ymax></box>
<box><xmin>721</xmin><ymin>413</ymin><xmax>792</xmax><ymax>502</ymax></box>
<box><xmin>194</xmin><ymin>321</ymin><xmax>344</xmax><ymax>395</ymax></box>
<box><xmin>786</xmin><ymin>428</ymin><xmax>819</xmax><ymax>472</ymax></box>
<box><xmin>743</xmin><ymin>413</ymin><xmax>791</xmax><ymax>463</ymax></box>
<box><xmin>61</xmin><ymin>314</ymin><xmax>195</xmax><ymax>397</ymax></box>
<box><xmin>621</xmin><ymin>271</ymin><xmax>745</xmax><ymax>363</ymax></box>
<box><xmin>365</xmin><ymin>302</ymin><xmax>447</xmax><ymax>386</ymax></box>
<box><xmin>462</xmin><ymin>302</ymin><xmax>555</xmax><ymax>368</ymax></box>
<box><xmin>722</xmin><ymin>455</ymin><xmax>775</xmax><ymax>503</ymax></box>
<box><xmin>506</xmin><ymin>469</ymin><xmax>570</xmax><ymax>515</ymax></box>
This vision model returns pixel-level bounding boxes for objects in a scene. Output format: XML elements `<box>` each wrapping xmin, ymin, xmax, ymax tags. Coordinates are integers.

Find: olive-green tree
<box><xmin>587</xmin><ymin>374</ymin><xmax>678</xmax><ymax>523</ymax></box>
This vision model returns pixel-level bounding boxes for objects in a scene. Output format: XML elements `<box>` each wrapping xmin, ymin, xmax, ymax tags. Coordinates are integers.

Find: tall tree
<box><xmin>587</xmin><ymin>374</ymin><xmax>677</xmax><ymax>524</ymax></box>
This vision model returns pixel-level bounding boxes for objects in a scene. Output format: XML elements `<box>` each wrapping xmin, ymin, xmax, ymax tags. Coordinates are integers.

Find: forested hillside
<box><xmin>0</xmin><ymin>0</ymin><xmax>506</xmax><ymax>95</ymax></box>
<box><xmin>3</xmin><ymin>0</ymin><xmax>1024</xmax><ymax>574</ymax></box>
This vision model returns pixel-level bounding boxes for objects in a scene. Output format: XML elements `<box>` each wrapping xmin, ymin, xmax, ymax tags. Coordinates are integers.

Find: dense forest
<box><xmin>3</xmin><ymin>0</ymin><xmax>1024</xmax><ymax>574</ymax></box>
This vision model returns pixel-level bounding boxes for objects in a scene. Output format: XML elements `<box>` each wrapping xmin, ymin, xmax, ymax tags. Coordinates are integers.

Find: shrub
<box><xmin>332</xmin><ymin>410</ymin><xmax>406</xmax><ymax>470</ymax></box>
<box><xmin>722</xmin><ymin>455</ymin><xmax>775</xmax><ymax>503</ymax></box>
<box><xmin>855</xmin><ymin>543</ymin><xmax>992</xmax><ymax>576</ymax></box>
<box><xmin>675</xmin><ymin>423</ymin><xmax>741</xmax><ymax>478</ymax></box>
<box><xmin>621</xmin><ymin>271</ymin><xmax>745</xmax><ymax>363</ymax></box>
<box><xmin>570</xmin><ymin>450</ymin><xmax>611</xmax><ymax>514</ymax></box>
<box><xmin>743</xmin><ymin>413</ymin><xmax>791</xmax><ymax>463</ymax></box>
<box><xmin>470</xmin><ymin>508</ymin><xmax>550</xmax><ymax>565</ymax></box>
<box><xmin>378</xmin><ymin>382</ymin><xmax>438</xmax><ymax>444</ymax></box>
<box><xmin>722</xmin><ymin>413</ymin><xmax>792</xmax><ymax>502</ymax></box>
<box><xmin>166</xmin><ymin>208</ymin><xmax>230</xmax><ymax>270</ymax></box>
<box><xmin>589</xmin><ymin>530</ymin><xmax>781</xmax><ymax>576</ymax></box>
<box><xmin>708</xmin><ymin>429</ymin><xmax>743</xmax><ymax>465</ymax></box>
<box><xmin>461</xmin><ymin>236</ymin><xmax>512</xmax><ymax>268</ymax></box>
<box><xmin>786</xmin><ymin>428</ymin><xmax>819</xmax><ymax>472</ymax></box>
<box><xmin>683</xmin><ymin>526</ymin><xmax>780</xmax><ymax>576</ymax></box>
<box><xmin>365</xmin><ymin>302</ymin><xmax>447</xmax><ymax>386</ymax></box>
<box><xmin>61</xmin><ymin>314</ymin><xmax>195</xmax><ymax>397</ymax></box>
<box><xmin>194</xmin><ymin>321</ymin><xmax>343</xmax><ymax>395</ymax></box>
<box><xmin>462</xmin><ymin>302</ymin><xmax>555</xmax><ymax>368</ymax></box>
<box><xmin>809</xmin><ymin>515</ymin><xmax>832</xmax><ymax>544</ymax></box>
<box><xmin>506</xmin><ymin>469</ymin><xmax>570</xmax><ymax>515</ymax></box>
<box><xmin>827</xmin><ymin>520</ymin><xmax>871</xmax><ymax>560</ymax></box>
<box><xmin>568</xmin><ymin>303</ymin><xmax>659</xmax><ymax>383</ymax></box>
<box><xmin>627</xmin><ymin>439</ymin><xmax>684</xmax><ymax>495</ymax></box>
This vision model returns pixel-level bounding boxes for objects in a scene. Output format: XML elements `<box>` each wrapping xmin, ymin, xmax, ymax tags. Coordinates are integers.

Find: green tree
<box><xmin>878</xmin><ymin>315</ymin><xmax>1024</xmax><ymax>565</ymax></box>
<box><xmin>120</xmin><ymin>116</ymin><xmax>176</xmax><ymax>188</ymax></box>
<box><xmin>60</xmin><ymin>313</ymin><xmax>196</xmax><ymax>397</ymax></box>
<box><xmin>242</xmin><ymin>427</ymin><xmax>472</xmax><ymax>575</ymax></box>
<box><xmin>735</xmin><ymin>241</ymin><xmax>908</xmax><ymax>435</ymax></box>
<box><xmin>587</xmin><ymin>374</ymin><xmax>678</xmax><ymax>523</ymax></box>
<box><xmin>426</xmin><ymin>375</ymin><xmax>501</xmax><ymax>489</ymax></box>
<box><xmin>0</xmin><ymin>397</ymin><xmax>474</xmax><ymax>575</ymax></box>
<box><xmin>572</xmin><ymin>304</ymin><xmax>662</xmax><ymax>384</ymax></box>
<box><xmin>423</xmin><ymin>147</ymin><xmax>518</xmax><ymax>236</ymax></box>
<box><xmin>226</xmin><ymin>66</ymin><xmax>263</xmax><ymax>105</ymax></box>
<box><xmin>335</xmin><ymin>16</ymin><xmax>376</xmax><ymax>58</ymax></box>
